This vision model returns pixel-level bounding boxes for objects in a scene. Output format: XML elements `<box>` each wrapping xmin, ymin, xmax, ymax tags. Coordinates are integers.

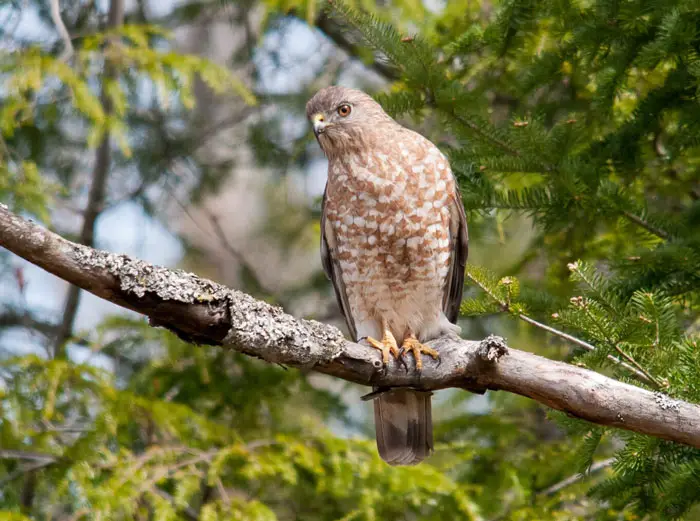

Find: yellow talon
<box><xmin>400</xmin><ymin>334</ymin><xmax>439</xmax><ymax>371</ymax></box>
<box><xmin>367</xmin><ymin>328</ymin><xmax>399</xmax><ymax>365</ymax></box>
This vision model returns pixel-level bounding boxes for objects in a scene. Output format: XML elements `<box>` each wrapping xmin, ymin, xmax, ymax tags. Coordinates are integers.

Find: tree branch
<box><xmin>489</xmin><ymin>457</ymin><xmax>615</xmax><ymax>521</ymax></box>
<box><xmin>314</xmin><ymin>13</ymin><xmax>400</xmax><ymax>81</ymax></box>
<box><xmin>538</xmin><ymin>457</ymin><xmax>615</xmax><ymax>497</ymax></box>
<box><xmin>466</xmin><ymin>271</ymin><xmax>658</xmax><ymax>387</ymax></box>
<box><xmin>621</xmin><ymin>209</ymin><xmax>670</xmax><ymax>240</ymax></box>
<box><xmin>2</xmin><ymin>204</ymin><xmax>700</xmax><ymax>448</ymax></box>
<box><xmin>515</xmin><ymin>313</ymin><xmax>659</xmax><ymax>387</ymax></box>
<box><xmin>52</xmin><ymin>0</ymin><xmax>125</xmax><ymax>358</ymax></box>
<box><xmin>49</xmin><ymin>0</ymin><xmax>74</xmax><ymax>61</ymax></box>
<box><xmin>0</xmin><ymin>450</ymin><xmax>58</xmax><ymax>463</ymax></box>
<box><xmin>0</xmin><ymin>306</ymin><xmax>57</xmax><ymax>337</ymax></box>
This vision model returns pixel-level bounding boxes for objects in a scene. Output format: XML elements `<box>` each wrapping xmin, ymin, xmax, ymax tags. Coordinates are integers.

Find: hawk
<box><xmin>307</xmin><ymin>86</ymin><xmax>468</xmax><ymax>465</ymax></box>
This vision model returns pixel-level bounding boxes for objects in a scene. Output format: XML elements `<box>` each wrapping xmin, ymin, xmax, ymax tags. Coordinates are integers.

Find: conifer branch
<box><xmin>488</xmin><ymin>458</ymin><xmax>615</xmax><ymax>521</ymax></box>
<box><xmin>465</xmin><ymin>272</ymin><xmax>657</xmax><ymax>387</ymax></box>
<box><xmin>516</xmin><ymin>313</ymin><xmax>658</xmax><ymax>388</ymax></box>
<box><xmin>444</xmin><ymin>110</ymin><xmax>524</xmax><ymax>159</ymax></box>
<box><xmin>315</xmin><ymin>12</ymin><xmax>400</xmax><ymax>80</ymax></box>
<box><xmin>574</xmin><ymin>297</ymin><xmax>664</xmax><ymax>388</ymax></box>
<box><xmin>621</xmin><ymin>210</ymin><xmax>670</xmax><ymax>240</ymax></box>
<box><xmin>2</xmin><ymin>204</ymin><xmax>700</xmax><ymax>449</ymax></box>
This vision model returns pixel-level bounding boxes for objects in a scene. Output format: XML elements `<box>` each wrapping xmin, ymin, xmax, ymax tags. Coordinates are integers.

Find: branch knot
<box><xmin>478</xmin><ymin>334</ymin><xmax>508</xmax><ymax>362</ymax></box>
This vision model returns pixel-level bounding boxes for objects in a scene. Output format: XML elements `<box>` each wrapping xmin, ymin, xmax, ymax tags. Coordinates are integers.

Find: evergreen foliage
<box><xmin>1</xmin><ymin>0</ymin><xmax>699</xmax><ymax>520</ymax></box>
<box><xmin>323</xmin><ymin>0</ymin><xmax>700</xmax><ymax>517</ymax></box>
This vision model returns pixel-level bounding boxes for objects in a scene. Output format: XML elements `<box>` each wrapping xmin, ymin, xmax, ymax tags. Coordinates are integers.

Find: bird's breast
<box><xmin>325</xmin><ymin>152</ymin><xmax>453</xmax><ymax>284</ymax></box>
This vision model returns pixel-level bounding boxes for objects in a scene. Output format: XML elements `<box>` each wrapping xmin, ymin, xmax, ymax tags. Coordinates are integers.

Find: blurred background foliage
<box><xmin>1</xmin><ymin>0</ymin><xmax>699</xmax><ymax>519</ymax></box>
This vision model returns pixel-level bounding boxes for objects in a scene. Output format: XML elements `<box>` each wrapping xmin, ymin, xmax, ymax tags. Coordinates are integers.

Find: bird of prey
<box><xmin>307</xmin><ymin>86</ymin><xmax>468</xmax><ymax>465</ymax></box>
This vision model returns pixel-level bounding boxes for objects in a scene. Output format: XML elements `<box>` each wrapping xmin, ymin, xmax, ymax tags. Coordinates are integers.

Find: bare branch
<box><xmin>489</xmin><ymin>457</ymin><xmax>616</xmax><ymax>521</ymax></box>
<box><xmin>2</xmin><ymin>204</ymin><xmax>700</xmax><ymax>448</ymax></box>
<box><xmin>0</xmin><ymin>450</ymin><xmax>58</xmax><ymax>463</ymax></box>
<box><xmin>52</xmin><ymin>0</ymin><xmax>125</xmax><ymax>358</ymax></box>
<box><xmin>0</xmin><ymin>460</ymin><xmax>55</xmax><ymax>488</ymax></box>
<box><xmin>152</xmin><ymin>488</ymin><xmax>199</xmax><ymax>521</ymax></box>
<box><xmin>49</xmin><ymin>0</ymin><xmax>74</xmax><ymax>61</ymax></box>
<box><xmin>0</xmin><ymin>306</ymin><xmax>57</xmax><ymax>337</ymax></box>
<box><xmin>539</xmin><ymin>457</ymin><xmax>615</xmax><ymax>496</ymax></box>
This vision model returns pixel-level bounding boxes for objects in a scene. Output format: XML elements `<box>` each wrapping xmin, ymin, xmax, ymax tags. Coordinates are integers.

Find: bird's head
<box><xmin>306</xmin><ymin>86</ymin><xmax>393</xmax><ymax>156</ymax></box>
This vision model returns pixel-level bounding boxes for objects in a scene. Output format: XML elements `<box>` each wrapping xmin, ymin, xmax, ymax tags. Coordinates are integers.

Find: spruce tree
<box><xmin>323</xmin><ymin>0</ymin><xmax>700</xmax><ymax>517</ymax></box>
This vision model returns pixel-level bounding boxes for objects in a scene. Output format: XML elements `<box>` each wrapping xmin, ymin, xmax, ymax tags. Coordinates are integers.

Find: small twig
<box><xmin>466</xmin><ymin>273</ymin><xmax>658</xmax><ymax>387</ymax></box>
<box><xmin>206</xmin><ymin>212</ymin><xmax>278</xmax><ymax>299</ymax></box>
<box><xmin>207</xmin><ymin>214</ymin><xmax>250</xmax><ymax>267</ymax></box>
<box><xmin>444</xmin><ymin>110</ymin><xmax>523</xmax><ymax>158</ymax></box>
<box><xmin>517</xmin><ymin>314</ymin><xmax>658</xmax><ymax>388</ymax></box>
<box><xmin>39</xmin><ymin>420</ymin><xmax>93</xmax><ymax>434</ymax></box>
<box><xmin>538</xmin><ymin>457</ymin><xmax>615</xmax><ymax>496</ymax></box>
<box><xmin>0</xmin><ymin>450</ymin><xmax>57</xmax><ymax>491</ymax></box>
<box><xmin>49</xmin><ymin>0</ymin><xmax>74</xmax><ymax>61</ymax></box>
<box><xmin>622</xmin><ymin>210</ymin><xmax>670</xmax><ymax>240</ymax></box>
<box><xmin>0</xmin><ymin>306</ymin><xmax>58</xmax><ymax>337</ymax></box>
<box><xmin>489</xmin><ymin>458</ymin><xmax>616</xmax><ymax>521</ymax></box>
<box><xmin>140</xmin><ymin>453</ymin><xmax>213</xmax><ymax>491</ymax></box>
<box><xmin>216</xmin><ymin>478</ymin><xmax>231</xmax><ymax>506</ymax></box>
<box><xmin>612</xmin><ymin>342</ymin><xmax>661</xmax><ymax>387</ymax></box>
<box><xmin>156</xmin><ymin>178</ymin><xmax>274</xmax><ymax>302</ymax></box>
<box><xmin>0</xmin><ymin>460</ymin><xmax>55</xmax><ymax>488</ymax></box>
<box><xmin>0</xmin><ymin>449</ymin><xmax>58</xmax><ymax>462</ymax></box>
<box><xmin>579</xmin><ymin>304</ymin><xmax>663</xmax><ymax>389</ymax></box>
<box><xmin>152</xmin><ymin>488</ymin><xmax>199</xmax><ymax>521</ymax></box>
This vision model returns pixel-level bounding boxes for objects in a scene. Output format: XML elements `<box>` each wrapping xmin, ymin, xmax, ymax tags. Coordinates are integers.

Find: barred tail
<box><xmin>373</xmin><ymin>388</ymin><xmax>433</xmax><ymax>466</ymax></box>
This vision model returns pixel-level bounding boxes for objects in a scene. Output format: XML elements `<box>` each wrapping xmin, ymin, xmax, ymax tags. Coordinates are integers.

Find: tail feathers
<box><xmin>373</xmin><ymin>388</ymin><xmax>433</xmax><ymax>466</ymax></box>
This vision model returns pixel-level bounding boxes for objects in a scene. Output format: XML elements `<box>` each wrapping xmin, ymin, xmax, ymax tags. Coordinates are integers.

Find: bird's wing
<box><xmin>442</xmin><ymin>179</ymin><xmax>469</xmax><ymax>324</ymax></box>
<box><xmin>320</xmin><ymin>185</ymin><xmax>358</xmax><ymax>340</ymax></box>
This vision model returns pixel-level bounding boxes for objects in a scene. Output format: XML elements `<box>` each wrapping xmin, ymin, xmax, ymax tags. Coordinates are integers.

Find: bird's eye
<box><xmin>337</xmin><ymin>104</ymin><xmax>352</xmax><ymax>117</ymax></box>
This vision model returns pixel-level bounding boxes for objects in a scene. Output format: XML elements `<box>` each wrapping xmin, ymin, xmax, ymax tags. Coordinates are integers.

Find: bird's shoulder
<box><xmin>391</xmin><ymin>126</ymin><xmax>448</xmax><ymax>163</ymax></box>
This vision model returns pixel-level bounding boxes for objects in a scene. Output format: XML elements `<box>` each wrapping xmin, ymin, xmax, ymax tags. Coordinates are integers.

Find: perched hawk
<box><xmin>307</xmin><ymin>86</ymin><xmax>468</xmax><ymax>465</ymax></box>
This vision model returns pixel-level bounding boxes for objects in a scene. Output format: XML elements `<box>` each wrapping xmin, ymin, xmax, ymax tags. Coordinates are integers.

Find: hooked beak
<box><xmin>311</xmin><ymin>113</ymin><xmax>329</xmax><ymax>136</ymax></box>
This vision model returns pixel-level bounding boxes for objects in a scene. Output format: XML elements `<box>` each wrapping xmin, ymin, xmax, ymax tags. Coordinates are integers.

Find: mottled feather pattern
<box><xmin>324</xmin><ymin>127</ymin><xmax>457</xmax><ymax>342</ymax></box>
<box><xmin>309</xmin><ymin>86</ymin><xmax>468</xmax><ymax>466</ymax></box>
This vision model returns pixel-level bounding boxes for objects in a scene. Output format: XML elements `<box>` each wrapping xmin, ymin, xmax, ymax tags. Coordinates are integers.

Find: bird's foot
<box><xmin>399</xmin><ymin>334</ymin><xmax>439</xmax><ymax>371</ymax></box>
<box><xmin>366</xmin><ymin>329</ymin><xmax>400</xmax><ymax>365</ymax></box>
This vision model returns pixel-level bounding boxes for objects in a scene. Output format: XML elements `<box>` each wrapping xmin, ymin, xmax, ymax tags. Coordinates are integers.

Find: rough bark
<box><xmin>2</xmin><ymin>203</ymin><xmax>700</xmax><ymax>449</ymax></box>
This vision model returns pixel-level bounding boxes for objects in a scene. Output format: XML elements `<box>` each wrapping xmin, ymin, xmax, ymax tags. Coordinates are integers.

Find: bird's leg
<box><xmin>366</xmin><ymin>321</ymin><xmax>400</xmax><ymax>365</ymax></box>
<box><xmin>399</xmin><ymin>331</ymin><xmax>439</xmax><ymax>371</ymax></box>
